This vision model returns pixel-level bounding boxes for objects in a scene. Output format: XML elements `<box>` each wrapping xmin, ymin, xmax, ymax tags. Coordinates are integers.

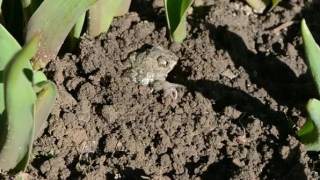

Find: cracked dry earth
<box><xmin>13</xmin><ymin>0</ymin><xmax>320</xmax><ymax>179</ymax></box>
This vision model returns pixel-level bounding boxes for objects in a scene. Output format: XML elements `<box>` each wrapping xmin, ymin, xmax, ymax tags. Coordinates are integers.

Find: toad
<box><xmin>125</xmin><ymin>46</ymin><xmax>183</xmax><ymax>99</ymax></box>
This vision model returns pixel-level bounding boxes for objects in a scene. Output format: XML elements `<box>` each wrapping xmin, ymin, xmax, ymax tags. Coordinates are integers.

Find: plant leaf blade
<box><xmin>88</xmin><ymin>0</ymin><xmax>124</xmax><ymax>37</ymax></box>
<box><xmin>67</xmin><ymin>12</ymin><xmax>86</xmax><ymax>51</ymax></box>
<box><xmin>20</xmin><ymin>0</ymin><xmax>43</xmax><ymax>25</ymax></box>
<box><xmin>0</xmin><ymin>0</ymin><xmax>3</xmax><ymax>23</ymax></box>
<box><xmin>0</xmin><ymin>37</ymin><xmax>38</xmax><ymax>171</ymax></box>
<box><xmin>164</xmin><ymin>0</ymin><xmax>193</xmax><ymax>42</ymax></box>
<box><xmin>298</xmin><ymin>99</ymin><xmax>320</xmax><ymax>151</ymax></box>
<box><xmin>33</xmin><ymin>80</ymin><xmax>57</xmax><ymax>139</ymax></box>
<box><xmin>270</xmin><ymin>0</ymin><xmax>281</xmax><ymax>11</ymax></box>
<box><xmin>245</xmin><ymin>0</ymin><xmax>281</xmax><ymax>13</ymax></box>
<box><xmin>0</xmin><ymin>24</ymin><xmax>21</xmax><ymax>116</ymax></box>
<box><xmin>26</xmin><ymin>0</ymin><xmax>96</xmax><ymax>69</ymax></box>
<box><xmin>115</xmin><ymin>0</ymin><xmax>131</xmax><ymax>17</ymax></box>
<box><xmin>301</xmin><ymin>19</ymin><xmax>320</xmax><ymax>95</ymax></box>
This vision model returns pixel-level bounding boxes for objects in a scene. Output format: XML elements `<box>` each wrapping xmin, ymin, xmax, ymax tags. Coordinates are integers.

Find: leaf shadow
<box><xmin>208</xmin><ymin>25</ymin><xmax>316</xmax><ymax>108</ymax></box>
<box><xmin>260</xmin><ymin>144</ymin><xmax>308</xmax><ymax>180</ymax></box>
<box><xmin>167</xmin><ymin>19</ymin><xmax>312</xmax><ymax>180</ymax></box>
<box><xmin>201</xmin><ymin>157</ymin><xmax>239</xmax><ymax>180</ymax></box>
<box><xmin>180</xmin><ymin>78</ymin><xmax>291</xmax><ymax>140</ymax></box>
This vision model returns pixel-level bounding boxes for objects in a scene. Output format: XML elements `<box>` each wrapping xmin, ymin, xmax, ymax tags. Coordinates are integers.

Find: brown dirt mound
<box><xmin>23</xmin><ymin>0</ymin><xmax>320</xmax><ymax>179</ymax></box>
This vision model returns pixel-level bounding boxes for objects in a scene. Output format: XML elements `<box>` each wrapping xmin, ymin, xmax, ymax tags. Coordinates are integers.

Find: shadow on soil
<box><xmin>110</xmin><ymin>1</ymin><xmax>320</xmax><ymax>179</ymax></box>
<box><xmin>111</xmin><ymin>167</ymin><xmax>148</xmax><ymax>180</ymax></box>
<box><xmin>130</xmin><ymin>0</ymin><xmax>166</xmax><ymax>29</ymax></box>
<box><xmin>261</xmin><ymin>145</ymin><xmax>308</xmax><ymax>180</ymax></box>
<box><xmin>169</xmin><ymin>17</ymin><xmax>313</xmax><ymax>180</ymax></box>
<box><xmin>201</xmin><ymin>157</ymin><xmax>239</xmax><ymax>180</ymax></box>
<box><xmin>209</xmin><ymin>25</ymin><xmax>315</xmax><ymax>107</ymax></box>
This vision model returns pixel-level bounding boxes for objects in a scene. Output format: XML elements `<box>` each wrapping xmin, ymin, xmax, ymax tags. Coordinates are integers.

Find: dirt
<box><xmin>17</xmin><ymin>0</ymin><xmax>320</xmax><ymax>179</ymax></box>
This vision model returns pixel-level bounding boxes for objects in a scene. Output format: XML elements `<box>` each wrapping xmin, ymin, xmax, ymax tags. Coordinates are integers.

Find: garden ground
<box><xmin>26</xmin><ymin>0</ymin><xmax>320</xmax><ymax>179</ymax></box>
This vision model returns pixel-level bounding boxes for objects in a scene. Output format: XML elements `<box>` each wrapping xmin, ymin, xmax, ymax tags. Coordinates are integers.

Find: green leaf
<box><xmin>0</xmin><ymin>36</ymin><xmax>38</xmax><ymax>171</ymax></box>
<box><xmin>20</xmin><ymin>0</ymin><xmax>43</xmax><ymax>25</ymax></box>
<box><xmin>67</xmin><ymin>12</ymin><xmax>86</xmax><ymax>51</ymax></box>
<box><xmin>298</xmin><ymin>99</ymin><xmax>320</xmax><ymax>151</ymax></box>
<box><xmin>164</xmin><ymin>0</ymin><xmax>194</xmax><ymax>43</ymax></box>
<box><xmin>245</xmin><ymin>0</ymin><xmax>281</xmax><ymax>13</ymax></box>
<box><xmin>88</xmin><ymin>0</ymin><xmax>124</xmax><ymax>37</ymax></box>
<box><xmin>33</xmin><ymin>80</ymin><xmax>57</xmax><ymax>139</ymax></box>
<box><xmin>115</xmin><ymin>0</ymin><xmax>131</xmax><ymax>17</ymax></box>
<box><xmin>0</xmin><ymin>24</ymin><xmax>21</xmax><ymax>116</ymax></box>
<box><xmin>301</xmin><ymin>19</ymin><xmax>320</xmax><ymax>95</ymax></box>
<box><xmin>0</xmin><ymin>0</ymin><xmax>3</xmax><ymax>24</ymax></box>
<box><xmin>270</xmin><ymin>0</ymin><xmax>281</xmax><ymax>11</ymax></box>
<box><xmin>32</xmin><ymin>70</ymin><xmax>47</xmax><ymax>84</ymax></box>
<box><xmin>25</xmin><ymin>0</ymin><xmax>96</xmax><ymax>69</ymax></box>
<box><xmin>245</xmin><ymin>0</ymin><xmax>266</xmax><ymax>13</ymax></box>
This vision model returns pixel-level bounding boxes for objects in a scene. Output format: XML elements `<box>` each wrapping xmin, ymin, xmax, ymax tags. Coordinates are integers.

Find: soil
<box><xmin>16</xmin><ymin>0</ymin><xmax>320</xmax><ymax>179</ymax></box>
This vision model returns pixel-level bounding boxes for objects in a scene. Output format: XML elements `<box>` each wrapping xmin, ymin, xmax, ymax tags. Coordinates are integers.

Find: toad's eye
<box><xmin>157</xmin><ymin>56</ymin><xmax>168</xmax><ymax>67</ymax></box>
